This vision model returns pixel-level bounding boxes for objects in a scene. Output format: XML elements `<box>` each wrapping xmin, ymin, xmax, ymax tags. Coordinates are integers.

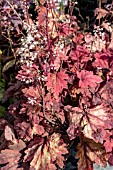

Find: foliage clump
<box><xmin>0</xmin><ymin>0</ymin><xmax>113</xmax><ymax>170</ymax></box>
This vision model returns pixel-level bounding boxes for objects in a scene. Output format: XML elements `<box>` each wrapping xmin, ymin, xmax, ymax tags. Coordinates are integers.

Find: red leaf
<box><xmin>9</xmin><ymin>139</ymin><xmax>26</xmax><ymax>151</ymax></box>
<box><xmin>69</xmin><ymin>46</ymin><xmax>89</xmax><ymax>62</ymax></box>
<box><xmin>93</xmin><ymin>52</ymin><xmax>109</xmax><ymax>69</ymax></box>
<box><xmin>77</xmin><ymin>70</ymin><xmax>102</xmax><ymax>88</ymax></box>
<box><xmin>108</xmin><ymin>154</ymin><xmax>113</xmax><ymax>166</ymax></box>
<box><xmin>15</xmin><ymin>121</ymin><xmax>33</xmax><ymax>141</ymax></box>
<box><xmin>4</xmin><ymin>125</ymin><xmax>17</xmax><ymax>143</ymax></box>
<box><xmin>54</xmin><ymin>49</ymin><xmax>68</xmax><ymax>71</ymax></box>
<box><xmin>100</xmin><ymin>81</ymin><xmax>113</xmax><ymax>107</ymax></box>
<box><xmin>32</xmin><ymin>124</ymin><xmax>45</xmax><ymax>136</ymax></box>
<box><xmin>46</xmin><ymin>71</ymin><xmax>68</xmax><ymax>100</ymax></box>
<box><xmin>58</xmin><ymin>23</ymin><xmax>74</xmax><ymax>36</ymax></box>
<box><xmin>0</xmin><ymin>150</ymin><xmax>21</xmax><ymax>170</ymax></box>
<box><xmin>73</xmin><ymin>34</ymin><xmax>84</xmax><ymax>44</ymax></box>
<box><xmin>104</xmin><ymin>138</ymin><xmax>113</xmax><ymax>153</ymax></box>
<box><xmin>0</xmin><ymin>140</ymin><xmax>26</xmax><ymax>170</ymax></box>
<box><xmin>24</xmin><ymin>133</ymin><xmax>68</xmax><ymax>170</ymax></box>
<box><xmin>76</xmin><ymin>136</ymin><xmax>106</xmax><ymax>170</ymax></box>
<box><xmin>67</xmin><ymin>104</ymin><xmax>113</xmax><ymax>143</ymax></box>
<box><xmin>16</xmin><ymin>65</ymin><xmax>38</xmax><ymax>83</ymax></box>
<box><xmin>22</xmin><ymin>86</ymin><xmax>41</xmax><ymax>105</ymax></box>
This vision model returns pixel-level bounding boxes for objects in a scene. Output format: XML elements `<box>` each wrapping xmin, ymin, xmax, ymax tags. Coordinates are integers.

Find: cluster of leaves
<box><xmin>0</xmin><ymin>0</ymin><xmax>113</xmax><ymax>170</ymax></box>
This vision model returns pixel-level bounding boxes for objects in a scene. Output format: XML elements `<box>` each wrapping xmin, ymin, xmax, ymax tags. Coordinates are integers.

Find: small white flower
<box><xmin>35</xmin><ymin>34</ymin><xmax>41</xmax><ymax>38</ymax></box>
<box><xmin>26</xmin><ymin>70</ymin><xmax>30</xmax><ymax>74</ymax></box>
<box><xmin>33</xmin><ymin>41</ymin><xmax>38</xmax><ymax>45</ymax></box>
<box><xmin>31</xmin><ymin>56</ymin><xmax>35</xmax><ymax>61</ymax></box>
<box><xmin>75</xmin><ymin>1</ymin><xmax>78</xmax><ymax>4</ymax></box>
<box><xmin>29</xmin><ymin>79</ymin><xmax>33</xmax><ymax>83</ymax></box>
<box><xmin>29</xmin><ymin>44</ymin><xmax>35</xmax><ymax>49</ymax></box>
<box><xmin>20</xmin><ymin>59</ymin><xmax>24</xmax><ymax>63</ymax></box>
<box><xmin>25</xmin><ymin>53</ymin><xmax>29</xmax><ymax>58</ymax></box>
<box><xmin>24</xmin><ymin>44</ymin><xmax>28</xmax><ymax>48</ymax></box>
<box><xmin>18</xmin><ymin>50</ymin><xmax>23</xmax><ymax>54</ymax></box>
<box><xmin>20</xmin><ymin>48</ymin><xmax>25</xmax><ymax>52</ymax></box>
<box><xmin>27</xmin><ymin>34</ymin><xmax>34</xmax><ymax>43</ymax></box>
<box><xmin>43</xmin><ymin>37</ymin><xmax>47</xmax><ymax>41</ymax></box>
<box><xmin>22</xmin><ymin>78</ymin><xmax>26</xmax><ymax>82</ymax></box>
<box><xmin>25</xmin><ymin>80</ymin><xmax>30</xmax><ymax>84</ymax></box>
<box><xmin>42</xmin><ymin>76</ymin><xmax>47</xmax><ymax>81</ymax></box>
<box><xmin>28</xmin><ymin>98</ymin><xmax>36</xmax><ymax>105</ymax></box>
<box><xmin>26</xmin><ymin>62</ymin><xmax>30</xmax><ymax>67</ymax></box>
<box><xmin>38</xmin><ymin>77</ymin><xmax>41</xmax><ymax>81</ymax></box>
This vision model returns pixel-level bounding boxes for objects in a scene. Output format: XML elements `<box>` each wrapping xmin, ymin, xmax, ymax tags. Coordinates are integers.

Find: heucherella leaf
<box><xmin>0</xmin><ymin>140</ymin><xmax>26</xmax><ymax>170</ymax></box>
<box><xmin>24</xmin><ymin>133</ymin><xmax>68</xmax><ymax>170</ymax></box>
<box><xmin>4</xmin><ymin>125</ymin><xmax>17</xmax><ymax>143</ymax></box>
<box><xmin>1</xmin><ymin>0</ymin><xmax>113</xmax><ymax>170</ymax></box>
<box><xmin>22</xmin><ymin>86</ymin><xmax>41</xmax><ymax>105</ymax></box>
<box><xmin>66</xmin><ymin>104</ymin><xmax>113</xmax><ymax>143</ymax></box>
<box><xmin>76</xmin><ymin>136</ymin><xmax>107</xmax><ymax>170</ymax></box>
<box><xmin>46</xmin><ymin>70</ymin><xmax>68</xmax><ymax>101</ymax></box>
<box><xmin>77</xmin><ymin>70</ymin><xmax>102</xmax><ymax>88</ymax></box>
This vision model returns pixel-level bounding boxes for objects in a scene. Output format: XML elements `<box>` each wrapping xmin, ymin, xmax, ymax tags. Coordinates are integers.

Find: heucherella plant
<box><xmin>0</xmin><ymin>0</ymin><xmax>113</xmax><ymax>170</ymax></box>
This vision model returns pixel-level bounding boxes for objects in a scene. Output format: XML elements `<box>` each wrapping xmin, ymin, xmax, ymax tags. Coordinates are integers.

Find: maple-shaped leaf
<box><xmin>0</xmin><ymin>140</ymin><xmax>26</xmax><ymax>170</ymax></box>
<box><xmin>58</xmin><ymin>23</ymin><xmax>74</xmax><ymax>36</ymax></box>
<box><xmin>22</xmin><ymin>86</ymin><xmax>40</xmax><ymax>98</ymax></box>
<box><xmin>66</xmin><ymin>104</ymin><xmax>113</xmax><ymax>143</ymax></box>
<box><xmin>104</xmin><ymin>137</ymin><xmax>113</xmax><ymax>153</ymax></box>
<box><xmin>85</xmin><ymin>105</ymin><xmax>113</xmax><ymax>142</ymax></box>
<box><xmin>54</xmin><ymin>49</ymin><xmax>68</xmax><ymax>71</ymax></box>
<box><xmin>93</xmin><ymin>52</ymin><xmax>109</xmax><ymax>69</ymax></box>
<box><xmin>32</xmin><ymin>124</ymin><xmax>45</xmax><ymax>136</ymax></box>
<box><xmin>69</xmin><ymin>46</ymin><xmax>89</xmax><ymax>62</ymax></box>
<box><xmin>16</xmin><ymin>65</ymin><xmax>38</xmax><ymax>83</ymax></box>
<box><xmin>46</xmin><ymin>71</ymin><xmax>68</xmax><ymax>100</ymax></box>
<box><xmin>73</xmin><ymin>34</ymin><xmax>84</xmax><ymax>44</ymax></box>
<box><xmin>66</xmin><ymin>106</ymin><xmax>83</xmax><ymax>140</ymax></box>
<box><xmin>77</xmin><ymin>70</ymin><xmax>102</xmax><ymax>88</ymax></box>
<box><xmin>4</xmin><ymin>125</ymin><xmax>17</xmax><ymax>143</ymax></box>
<box><xmin>24</xmin><ymin>133</ymin><xmax>68</xmax><ymax>170</ymax></box>
<box><xmin>22</xmin><ymin>86</ymin><xmax>41</xmax><ymax>105</ymax></box>
<box><xmin>15</xmin><ymin>121</ymin><xmax>33</xmax><ymax>141</ymax></box>
<box><xmin>76</xmin><ymin>136</ymin><xmax>107</xmax><ymax>170</ymax></box>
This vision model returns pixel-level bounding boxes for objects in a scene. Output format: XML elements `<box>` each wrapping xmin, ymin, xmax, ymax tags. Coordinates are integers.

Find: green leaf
<box><xmin>0</xmin><ymin>79</ymin><xmax>5</xmax><ymax>101</ymax></box>
<box><xmin>2</xmin><ymin>59</ymin><xmax>15</xmax><ymax>72</ymax></box>
<box><xmin>0</xmin><ymin>106</ymin><xmax>6</xmax><ymax>118</ymax></box>
<box><xmin>0</xmin><ymin>79</ymin><xmax>5</xmax><ymax>88</ymax></box>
